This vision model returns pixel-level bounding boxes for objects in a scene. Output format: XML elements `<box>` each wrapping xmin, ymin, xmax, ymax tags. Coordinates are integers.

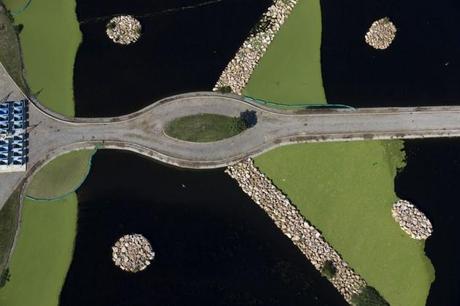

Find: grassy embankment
<box><xmin>3</xmin><ymin>0</ymin><xmax>94</xmax><ymax>198</ymax></box>
<box><xmin>27</xmin><ymin>149</ymin><xmax>96</xmax><ymax>200</ymax></box>
<box><xmin>244</xmin><ymin>1</ymin><xmax>435</xmax><ymax>305</ymax></box>
<box><xmin>0</xmin><ymin>195</ymin><xmax>77</xmax><ymax>306</ymax></box>
<box><xmin>0</xmin><ymin>3</ymin><xmax>26</xmax><ymax>90</ymax></box>
<box><xmin>4</xmin><ymin>0</ymin><xmax>79</xmax><ymax>116</ymax></box>
<box><xmin>165</xmin><ymin>114</ymin><xmax>246</xmax><ymax>142</ymax></box>
<box><xmin>0</xmin><ymin>1</ymin><xmax>90</xmax><ymax>306</ymax></box>
<box><xmin>0</xmin><ymin>187</ymin><xmax>21</xmax><ymax>276</ymax></box>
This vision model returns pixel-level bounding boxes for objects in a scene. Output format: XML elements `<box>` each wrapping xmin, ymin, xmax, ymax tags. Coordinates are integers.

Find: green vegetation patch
<box><xmin>165</xmin><ymin>113</ymin><xmax>247</xmax><ymax>142</ymax></box>
<box><xmin>243</xmin><ymin>1</ymin><xmax>435</xmax><ymax>305</ymax></box>
<box><xmin>0</xmin><ymin>194</ymin><xmax>77</xmax><ymax>306</ymax></box>
<box><xmin>320</xmin><ymin>260</ymin><xmax>337</xmax><ymax>280</ymax></box>
<box><xmin>0</xmin><ymin>5</ymin><xmax>27</xmax><ymax>90</ymax></box>
<box><xmin>0</xmin><ymin>187</ymin><xmax>21</xmax><ymax>276</ymax></box>
<box><xmin>26</xmin><ymin>149</ymin><xmax>95</xmax><ymax>200</ymax></box>
<box><xmin>243</xmin><ymin>0</ymin><xmax>325</xmax><ymax>104</ymax></box>
<box><xmin>254</xmin><ymin>142</ymin><xmax>434</xmax><ymax>306</ymax></box>
<box><xmin>3</xmin><ymin>0</ymin><xmax>81</xmax><ymax>116</ymax></box>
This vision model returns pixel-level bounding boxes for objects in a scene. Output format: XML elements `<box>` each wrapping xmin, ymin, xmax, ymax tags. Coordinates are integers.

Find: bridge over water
<box><xmin>2</xmin><ymin>63</ymin><xmax>460</xmax><ymax>210</ymax></box>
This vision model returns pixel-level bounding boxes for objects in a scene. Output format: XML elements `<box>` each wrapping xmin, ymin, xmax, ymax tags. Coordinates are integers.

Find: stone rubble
<box><xmin>226</xmin><ymin>159</ymin><xmax>366</xmax><ymax>302</ymax></box>
<box><xmin>214</xmin><ymin>0</ymin><xmax>298</xmax><ymax>94</ymax></box>
<box><xmin>365</xmin><ymin>17</ymin><xmax>397</xmax><ymax>50</ymax></box>
<box><xmin>106</xmin><ymin>15</ymin><xmax>142</xmax><ymax>45</ymax></box>
<box><xmin>392</xmin><ymin>200</ymin><xmax>433</xmax><ymax>240</ymax></box>
<box><xmin>112</xmin><ymin>234</ymin><xmax>155</xmax><ymax>272</ymax></box>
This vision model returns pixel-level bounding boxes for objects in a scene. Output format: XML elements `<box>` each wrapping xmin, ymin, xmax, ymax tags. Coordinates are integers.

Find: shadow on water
<box><xmin>395</xmin><ymin>139</ymin><xmax>460</xmax><ymax>306</ymax></box>
<box><xmin>320</xmin><ymin>0</ymin><xmax>460</xmax><ymax>107</ymax></box>
<box><xmin>59</xmin><ymin>150</ymin><xmax>346</xmax><ymax>306</ymax></box>
<box><xmin>74</xmin><ymin>0</ymin><xmax>271</xmax><ymax>117</ymax></box>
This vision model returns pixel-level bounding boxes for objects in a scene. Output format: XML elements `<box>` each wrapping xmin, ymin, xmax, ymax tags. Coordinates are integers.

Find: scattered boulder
<box><xmin>112</xmin><ymin>234</ymin><xmax>155</xmax><ymax>272</ymax></box>
<box><xmin>365</xmin><ymin>17</ymin><xmax>397</xmax><ymax>50</ymax></box>
<box><xmin>392</xmin><ymin>200</ymin><xmax>433</xmax><ymax>240</ymax></box>
<box><xmin>106</xmin><ymin>15</ymin><xmax>142</xmax><ymax>45</ymax></box>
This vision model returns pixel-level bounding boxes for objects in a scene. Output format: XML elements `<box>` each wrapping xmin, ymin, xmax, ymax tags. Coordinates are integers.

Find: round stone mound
<box><xmin>391</xmin><ymin>200</ymin><xmax>433</xmax><ymax>240</ymax></box>
<box><xmin>106</xmin><ymin>15</ymin><xmax>142</xmax><ymax>45</ymax></box>
<box><xmin>112</xmin><ymin>234</ymin><xmax>155</xmax><ymax>272</ymax></box>
<box><xmin>365</xmin><ymin>17</ymin><xmax>397</xmax><ymax>50</ymax></box>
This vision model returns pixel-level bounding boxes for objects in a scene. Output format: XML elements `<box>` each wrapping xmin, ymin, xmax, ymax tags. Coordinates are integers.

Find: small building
<box><xmin>0</xmin><ymin>100</ymin><xmax>28</xmax><ymax>173</ymax></box>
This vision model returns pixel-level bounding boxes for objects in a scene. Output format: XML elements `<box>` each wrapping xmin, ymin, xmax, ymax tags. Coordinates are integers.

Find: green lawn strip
<box><xmin>3</xmin><ymin>0</ymin><xmax>81</xmax><ymax>116</ymax></box>
<box><xmin>26</xmin><ymin>149</ymin><xmax>96</xmax><ymax>200</ymax></box>
<box><xmin>0</xmin><ymin>187</ymin><xmax>21</xmax><ymax>276</ymax></box>
<box><xmin>254</xmin><ymin>142</ymin><xmax>434</xmax><ymax>306</ymax></box>
<box><xmin>243</xmin><ymin>0</ymin><xmax>325</xmax><ymax>105</ymax></box>
<box><xmin>0</xmin><ymin>194</ymin><xmax>77</xmax><ymax>306</ymax></box>
<box><xmin>165</xmin><ymin>114</ymin><xmax>246</xmax><ymax>142</ymax></box>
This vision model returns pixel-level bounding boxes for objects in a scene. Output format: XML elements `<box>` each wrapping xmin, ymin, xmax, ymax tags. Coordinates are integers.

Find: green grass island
<box><xmin>165</xmin><ymin>113</ymin><xmax>249</xmax><ymax>143</ymax></box>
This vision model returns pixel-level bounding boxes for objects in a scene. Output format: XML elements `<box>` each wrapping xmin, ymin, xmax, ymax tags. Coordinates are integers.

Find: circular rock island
<box><xmin>392</xmin><ymin>200</ymin><xmax>433</xmax><ymax>240</ymax></box>
<box><xmin>106</xmin><ymin>15</ymin><xmax>142</xmax><ymax>45</ymax></box>
<box><xmin>112</xmin><ymin>234</ymin><xmax>155</xmax><ymax>272</ymax></box>
<box><xmin>365</xmin><ymin>17</ymin><xmax>397</xmax><ymax>50</ymax></box>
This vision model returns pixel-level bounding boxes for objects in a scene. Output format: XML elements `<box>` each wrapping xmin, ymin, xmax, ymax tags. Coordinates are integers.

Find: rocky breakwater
<box><xmin>112</xmin><ymin>234</ymin><xmax>155</xmax><ymax>272</ymax></box>
<box><xmin>106</xmin><ymin>15</ymin><xmax>142</xmax><ymax>45</ymax></box>
<box><xmin>226</xmin><ymin>159</ymin><xmax>366</xmax><ymax>302</ymax></box>
<box><xmin>365</xmin><ymin>17</ymin><xmax>397</xmax><ymax>50</ymax></box>
<box><xmin>392</xmin><ymin>200</ymin><xmax>433</xmax><ymax>240</ymax></box>
<box><xmin>214</xmin><ymin>0</ymin><xmax>298</xmax><ymax>94</ymax></box>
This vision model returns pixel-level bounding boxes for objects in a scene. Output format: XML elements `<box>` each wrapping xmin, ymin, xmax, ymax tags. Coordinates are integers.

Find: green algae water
<box><xmin>3</xmin><ymin>0</ymin><xmax>81</xmax><ymax>116</ymax></box>
<box><xmin>244</xmin><ymin>1</ymin><xmax>434</xmax><ymax>305</ymax></box>
<box><xmin>0</xmin><ymin>3</ymin><xmax>90</xmax><ymax>306</ymax></box>
<box><xmin>243</xmin><ymin>0</ymin><xmax>325</xmax><ymax>104</ymax></box>
<box><xmin>0</xmin><ymin>195</ymin><xmax>77</xmax><ymax>306</ymax></box>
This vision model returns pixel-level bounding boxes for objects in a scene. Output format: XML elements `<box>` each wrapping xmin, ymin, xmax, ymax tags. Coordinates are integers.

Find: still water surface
<box><xmin>60</xmin><ymin>151</ymin><xmax>346</xmax><ymax>306</ymax></box>
<box><xmin>66</xmin><ymin>0</ymin><xmax>347</xmax><ymax>304</ymax></box>
<box><xmin>321</xmin><ymin>0</ymin><xmax>460</xmax><ymax>304</ymax></box>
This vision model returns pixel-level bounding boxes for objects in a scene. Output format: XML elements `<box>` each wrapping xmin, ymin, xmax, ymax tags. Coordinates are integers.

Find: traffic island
<box><xmin>164</xmin><ymin>113</ymin><xmax>253</xmax><ymax>143</ymax></box>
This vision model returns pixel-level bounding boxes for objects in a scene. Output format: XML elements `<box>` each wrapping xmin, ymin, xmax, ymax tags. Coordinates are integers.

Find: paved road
<box><xmin>2</xmin><ymin>63</ymin><xmax>460</xmax><ymax>210</ymax></box>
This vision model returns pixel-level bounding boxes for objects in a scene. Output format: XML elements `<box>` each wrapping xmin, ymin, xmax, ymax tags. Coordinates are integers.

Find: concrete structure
<box><xmin>0</xmin><ymin>100</ymin><xmax>28</xmax><ymax>172</ymax></box>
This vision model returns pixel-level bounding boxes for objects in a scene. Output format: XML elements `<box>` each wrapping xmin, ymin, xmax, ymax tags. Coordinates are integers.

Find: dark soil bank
<box><xmin>320</xmin><ymin>0</ymin><xmax>460</xmax><ymax>107</ymax></box>
<box><xmin>59</xmin><ymin>150</ymin><xmax>346</xmax><ymax>306</ymax></box>
<box><xmin>396</xmin><ymin>139</ymin><xmax>460</xmax><ymax>306</ymax></box>
<box><xmin>74</xmin><ymin>0</ymin><xmax>271</xmax><ymax>117</ymax></box>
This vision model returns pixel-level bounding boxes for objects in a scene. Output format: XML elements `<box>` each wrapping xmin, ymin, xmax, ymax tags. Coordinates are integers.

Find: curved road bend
<box><xmin>2</xmin><ymin>76</ymin><xmax>460</xmax><ymax>211</ymax></box>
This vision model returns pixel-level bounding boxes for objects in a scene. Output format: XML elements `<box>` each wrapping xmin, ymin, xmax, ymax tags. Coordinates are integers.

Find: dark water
<box><xmin>74</xmin><ymin>0</ymin><xmax>271</xmax><ymax>117</ymax></box>
<box><xmin>67</xmin><ymin>1</ymin><xmax>349</xmax><ymax>304</ymax></box>
<box><xmin>60</xmin><ymin>151</ymin><xmax>346</xmax><ymax>306</ymax></box>
<box><xmin>321</xmin><ymin>1</ymin><xmax>460</xmax><ymax>304</ymax></box>
<box><xmin>320</xmin><ymin>0</ymin><xmax>460</xmax><ymax>107</ymax></box>
<box><xmin>396</xmin><ymin>139</ymin><xmax>460</xmax><ymax>306</ymax></box>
